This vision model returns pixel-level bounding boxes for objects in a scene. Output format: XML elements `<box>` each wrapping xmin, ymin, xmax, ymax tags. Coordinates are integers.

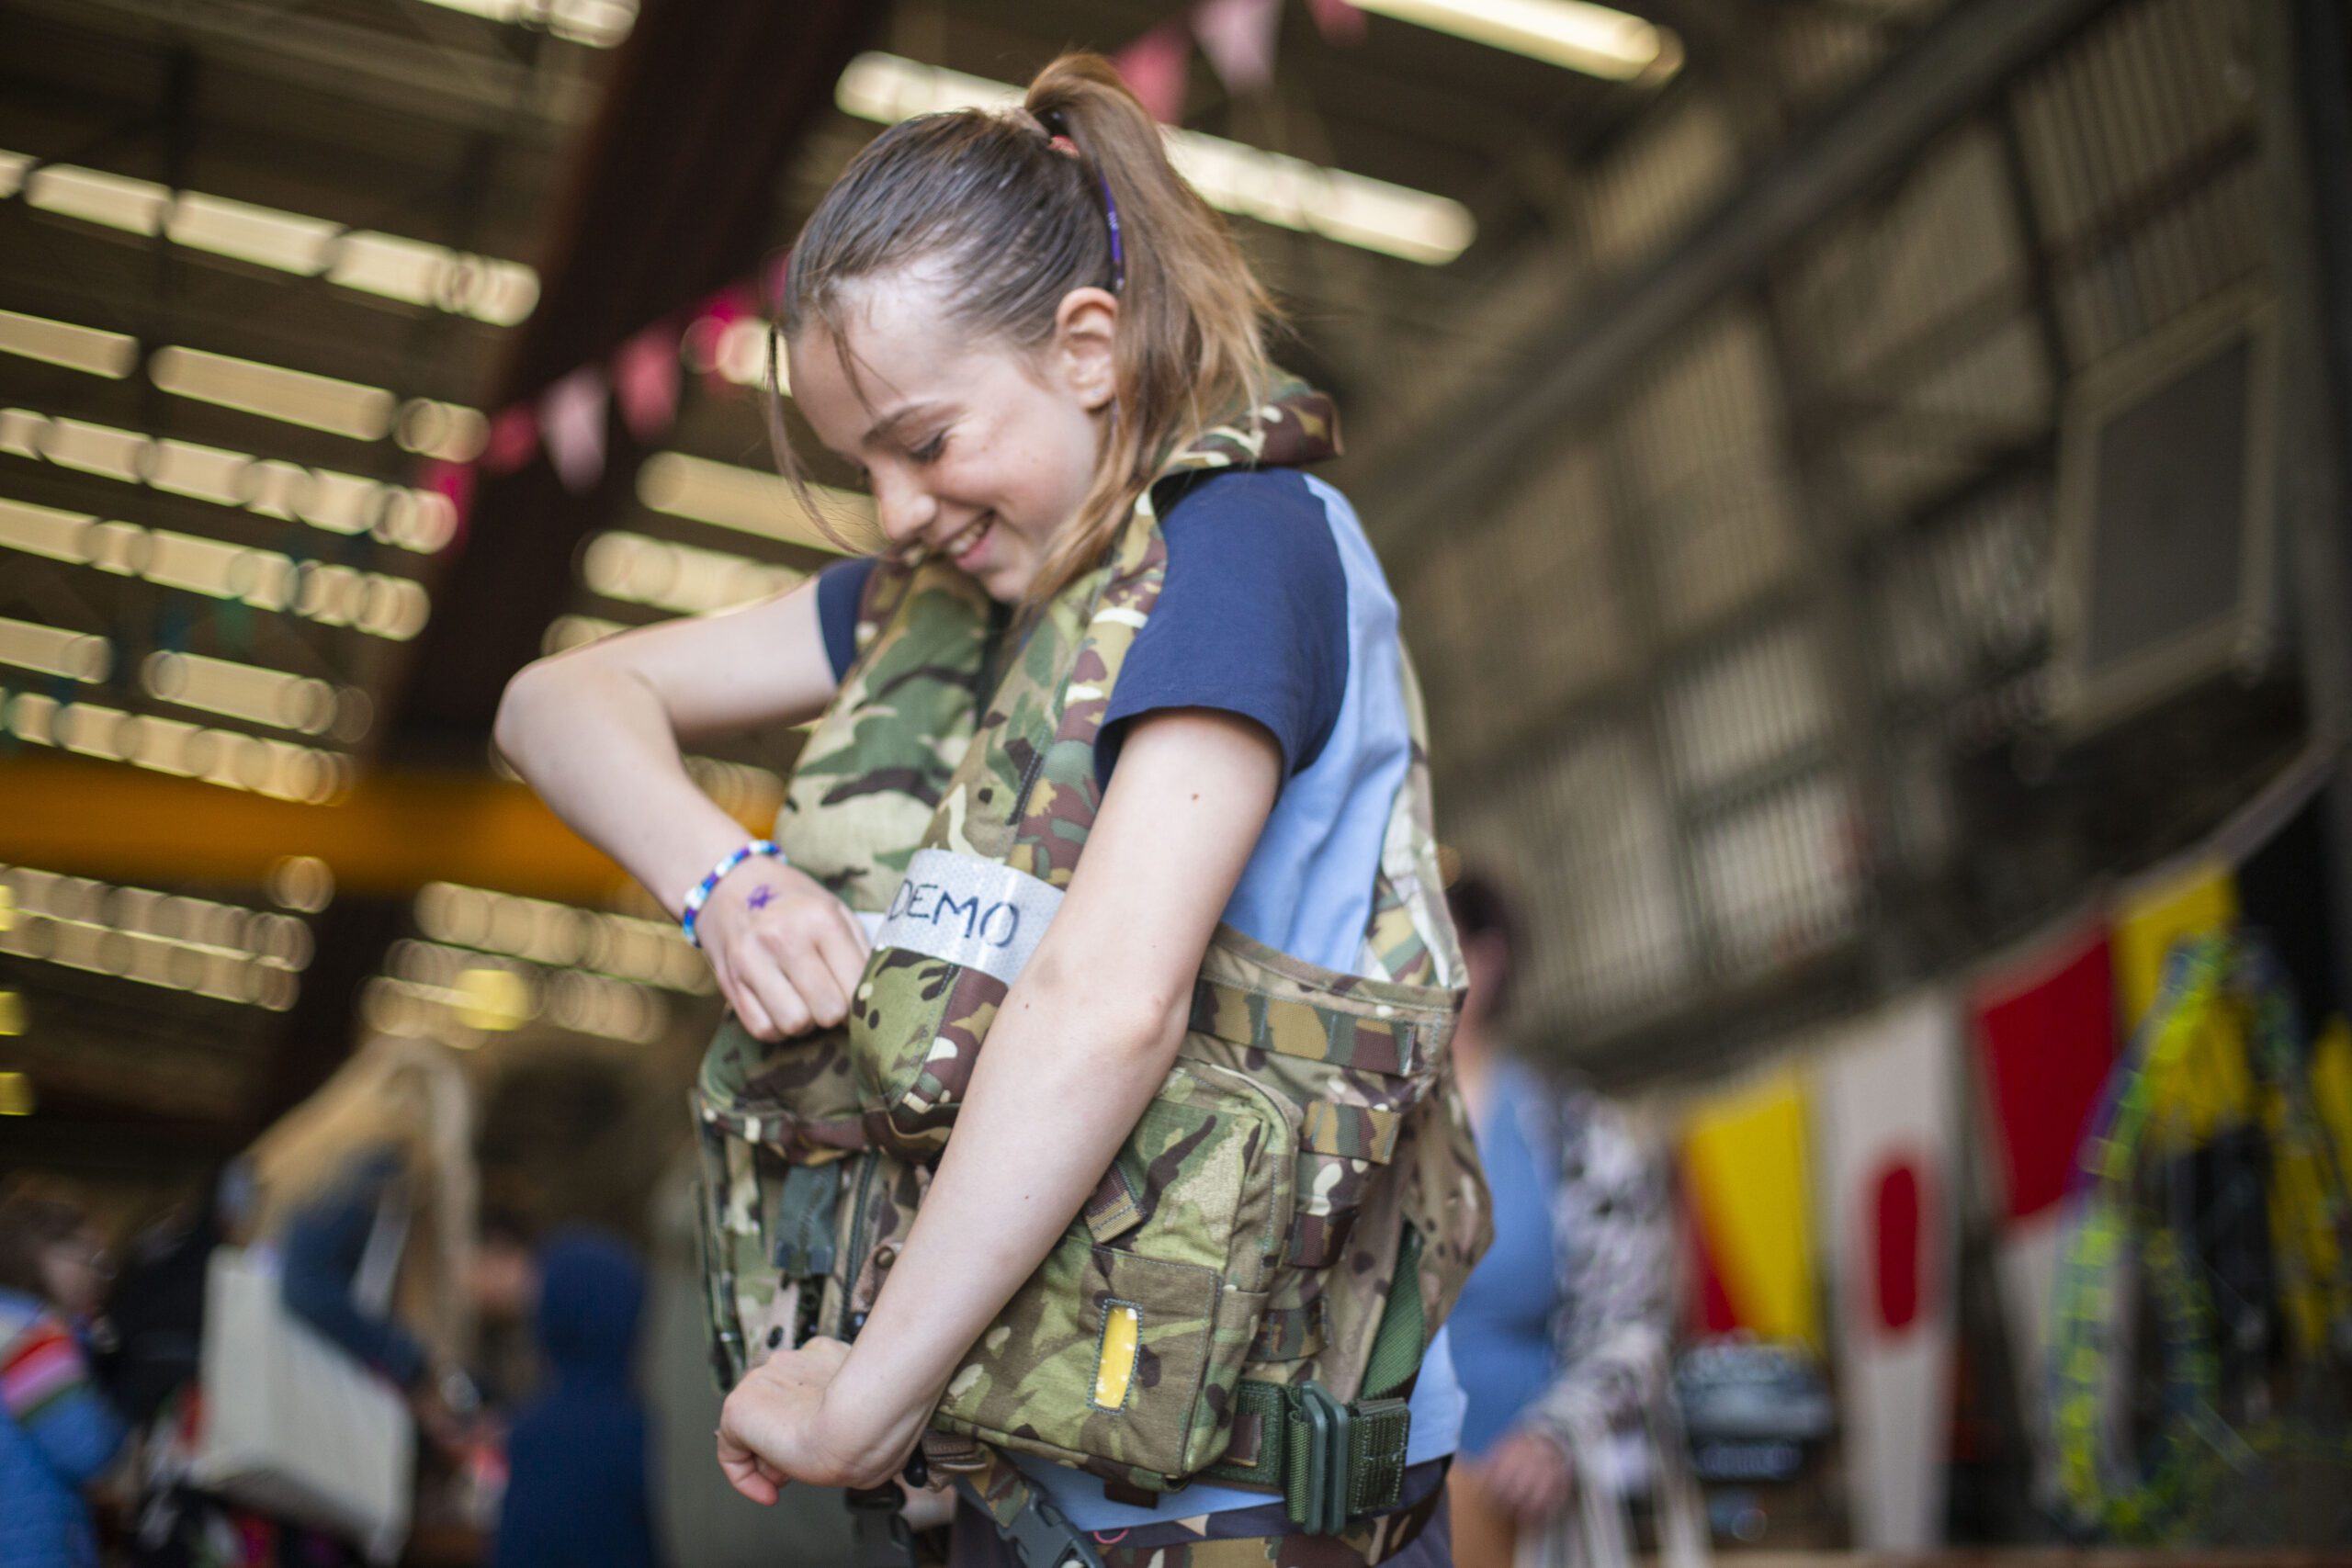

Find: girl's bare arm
<box><xmin>493</xmin><ymin>581</ymin><xmax>870</xmax><ymax>1036</ymax></box>
<box><xmin>717</xmin><ymin>705</ymin><xmax>1284</xmax><ymax>1493</ymax></box>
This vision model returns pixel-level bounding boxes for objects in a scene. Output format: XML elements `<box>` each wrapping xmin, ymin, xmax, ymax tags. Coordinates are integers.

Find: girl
<box><xmin>496</xmin><ymin>52</ymin><xmax>1485</xmax><ymax>1566</ymax></box>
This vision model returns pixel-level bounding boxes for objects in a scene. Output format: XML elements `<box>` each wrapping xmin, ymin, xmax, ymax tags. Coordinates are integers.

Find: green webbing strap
<box><xmin>1203</xmin><ymin>1226</ymin><xmax>1425</xmax><ymax>1533</ymax></box>
<box><xmin>771</xmin><ymin>1162</ymin><xmax>842</xmax><ymax>1277</ymax></box>
<box><xmin>1359</xmin><ymin>1226</ymin><xmax>1426</xmax><ymax>1403</ymax></box>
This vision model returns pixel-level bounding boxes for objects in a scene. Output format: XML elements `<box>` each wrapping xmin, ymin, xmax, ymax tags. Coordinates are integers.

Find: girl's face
<box><xmin>790</xmin><ymin>268</ymin><xmax>1119</xmax><ymax>604</ymax></box>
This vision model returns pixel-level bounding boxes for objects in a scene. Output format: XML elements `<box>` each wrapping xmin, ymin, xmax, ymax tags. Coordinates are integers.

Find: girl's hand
<box><xmin>695</xmin><ymin>863</ymin><xmax>871</xmax><ymax>1041</ymax></box>
<box><xmin>716</xmin><ymin>1337</ymin><xmax>911</xmax><ymax>1498</ymax></box>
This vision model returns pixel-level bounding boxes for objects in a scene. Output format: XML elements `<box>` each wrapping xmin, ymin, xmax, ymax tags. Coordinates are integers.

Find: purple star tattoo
<box><xmin>747</xmin><ymin>885</ymin><xmax>775</xmax><ymax>911</ymax></box>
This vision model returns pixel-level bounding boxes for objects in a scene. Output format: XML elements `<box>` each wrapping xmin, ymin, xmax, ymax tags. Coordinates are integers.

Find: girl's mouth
<box><xmin>944</xmin><ymin>512</ymin><xmax>994</xmax><ymax>565</ymax></box>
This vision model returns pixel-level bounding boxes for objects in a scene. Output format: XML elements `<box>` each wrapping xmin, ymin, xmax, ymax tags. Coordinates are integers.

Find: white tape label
<box><xmin>869</xmin><ymin>849</ymin><xmax>1064</xmax><ymax>986</ymax></box>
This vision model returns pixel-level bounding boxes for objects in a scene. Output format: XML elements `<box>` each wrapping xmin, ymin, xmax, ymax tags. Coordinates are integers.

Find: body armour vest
<box><xmin>689</xmin><ymin>385</ymin><xmax>1492</xmax><ymax>1530</ymax></box>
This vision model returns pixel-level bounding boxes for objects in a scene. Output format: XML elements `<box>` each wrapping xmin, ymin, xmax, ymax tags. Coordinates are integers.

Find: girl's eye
<box><xmin>910</xmin><ymin>434</ymin><xmax>947</xmax><ymax>465</ymax></box>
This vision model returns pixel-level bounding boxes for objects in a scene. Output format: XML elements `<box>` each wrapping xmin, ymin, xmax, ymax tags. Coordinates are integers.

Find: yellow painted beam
<box><xmin>0</xmin><ymin>754</ymin><xmax>760</xmax><ymax>903</ymax></box>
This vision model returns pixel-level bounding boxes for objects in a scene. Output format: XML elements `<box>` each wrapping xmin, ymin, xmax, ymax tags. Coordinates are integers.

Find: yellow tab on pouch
<box><xmin>1092</xmin><ymin>1301</ymin><xmax>1142</xmax><ymax>1410</ymax></box>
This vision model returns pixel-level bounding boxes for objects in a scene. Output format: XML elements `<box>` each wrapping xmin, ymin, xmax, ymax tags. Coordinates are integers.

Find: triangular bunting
<box><xmin>1193</xmin><ymin>0</ymin><xmax>1281</xmax><ymax>95</ymax></box>
<box><xmin>539</xmin><ymin>367</ymin><xmax>609</xmax><ymax>494</ymax></box>
<box><xmin>1115</xmin><ymin>20</ymin><xmax>1193</xmax><ymax>123</ymax></box>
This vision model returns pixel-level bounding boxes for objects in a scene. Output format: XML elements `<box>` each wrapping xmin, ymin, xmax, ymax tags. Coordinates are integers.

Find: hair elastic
<box><xmin>1037</xmin><ymin>108</ymin><xmax>1125</xmax><ymax>294</ymax></box>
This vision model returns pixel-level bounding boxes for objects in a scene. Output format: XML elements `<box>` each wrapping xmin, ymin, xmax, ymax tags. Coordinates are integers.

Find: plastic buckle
<box><xmin>997</xmin><ymin>1486</ymin><xmax>1105</xmax><ymax>1568</ymax></box>
<box><xmin>1295</xmin><ymin>1380</ymin><xmax>1354</xmax><ymax>1535</ymax></box>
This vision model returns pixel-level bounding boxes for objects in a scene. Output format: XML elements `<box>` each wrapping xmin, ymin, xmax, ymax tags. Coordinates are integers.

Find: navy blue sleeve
<box><xmin>1098</xmin><ymin>470</ymin><xmax>1349</xmax><ymax>784</ymax></box>
<box><xmin>278</xmin><ymin>1153</ymin><xmax>428</xmax><ymax>1389</ymax></box>
<box><xmin>815</xmin><ymin>556</ymin><xmax>880</xmax><ymax>682</ymax></box>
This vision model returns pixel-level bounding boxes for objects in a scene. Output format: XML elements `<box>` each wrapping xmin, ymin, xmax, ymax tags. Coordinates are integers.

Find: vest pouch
<box><xmin>691</xmin><ymin>1092</ymin><xmax>831</xmax><ymax>1386</ymax></box>
<box><xmin>929</xmin><ymin>1060</ymin><xmax>1298</xmax><ymax>1489</ymax></box>
<box><xmin>820</xmin><ymin>1148</ymin><xmax>930</xmax><ymax>1341</ymax></box>
<box><xmin>848</xmin><ymin>850</ymin><xmax>1069</xmax><ymax>1156</ymax></box>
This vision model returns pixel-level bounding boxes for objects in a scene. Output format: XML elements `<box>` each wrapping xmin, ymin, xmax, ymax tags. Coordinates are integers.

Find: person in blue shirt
<box><xmin>0</xmin><ymin>1181</ymin><xmax>128</xmax><ymax>1568</ymax></box>
<box><xmin>1442</xmin><ymin>874</ymin><xmax>1687</xmax><ymax>1567</ymax></box>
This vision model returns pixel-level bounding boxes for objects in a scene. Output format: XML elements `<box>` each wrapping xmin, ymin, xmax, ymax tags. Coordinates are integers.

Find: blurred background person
<box><xmin>122</xmin><ymin>1039</ymin><xmax>502</xmax><ymax>1566</ymax></box>
<box><xmin>492</xmin><ymin>1227</ymin><xmax>658</xmax><ymax>1568</ymax></box>
<box><xmin>0</xmin><ymin>1179</ymin><xmax>128</xmax><ymax>1568</ymax></box>
<box><xmin>1442</xmin><ymin>873</ymin><xmax>1695</xmax><ymax>1567</ymax></box>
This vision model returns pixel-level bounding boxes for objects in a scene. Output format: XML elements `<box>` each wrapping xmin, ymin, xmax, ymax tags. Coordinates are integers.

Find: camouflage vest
<box><xmin>691</xmin><ymin>387</ymin><xmax>1490</xmax><ymax>1533</ymax></box>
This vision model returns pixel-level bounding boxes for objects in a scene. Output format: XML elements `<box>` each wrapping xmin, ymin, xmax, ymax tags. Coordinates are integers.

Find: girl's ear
<box><xmin>1051</xmin><ymin>287</ymin><xmax>1120</xmax><ymax>412</ymax></box>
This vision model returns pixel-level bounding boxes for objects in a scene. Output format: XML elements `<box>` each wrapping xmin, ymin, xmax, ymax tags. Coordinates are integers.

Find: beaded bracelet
<box><xmin>680</xmin><ymin>839</ymin><xmax>786</xmax><ymax>949</ymax></box>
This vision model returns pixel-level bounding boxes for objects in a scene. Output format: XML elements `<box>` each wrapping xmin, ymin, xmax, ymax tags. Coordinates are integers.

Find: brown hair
<box><xmin>771</xmin><ymin>51</ymin><xmax>1278</xmax><ymax>603</ymax></box>
<box><xmin>0</xmin><ymin>1178</ymin><xmax>91</xmax><ymax>1302</ymax></box>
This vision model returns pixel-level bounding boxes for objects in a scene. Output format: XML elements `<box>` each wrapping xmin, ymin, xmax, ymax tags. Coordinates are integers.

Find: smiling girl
<box><xmin>495</xmin><ymin>53</ymin><xmax>1487</xmax><ymax>1567</ymax></box>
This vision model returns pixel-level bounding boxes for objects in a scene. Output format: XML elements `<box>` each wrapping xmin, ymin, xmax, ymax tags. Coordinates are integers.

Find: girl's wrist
<box><xmin>679</xmin><ymin>839</ymin><xmax>788</xmax><ymax>947</ymax></box>
<box><xmin>819</xmin><ymin>1341</ymin><xmax>935</xmax><ymax>1485</ymax></box>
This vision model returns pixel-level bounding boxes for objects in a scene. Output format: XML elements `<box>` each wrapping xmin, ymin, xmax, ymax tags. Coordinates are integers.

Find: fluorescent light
<box><xmin>166</xmin><ymin>191</ymin><xmax>341</xmax><ymax>273</ymax></box>
<box><xmin>2</xmin><ymin>691</ymin><xmax>348</xmax><ymax>805</ymax></box>
<box><xmin>0</xmin><ymin>864</ymin><xmax>309</xmax><ymax>1010</ymax></box>
<box><xmin>141</xmin><ymin>649</ymin><xmax>354</xmax><ymax>737</ymax></box>
<box><xmin>1351</xmin><ymin>0</ymin><xmax>1680</xmax><ymax>82</ymax></box>
<box><xmin>833</xmin><ymin>54</ymin><xmax>1476</xmax><ymax>265</ymax></box>
<box><xmin>0</xmin><ymin>309</ymin><xmax>137</xmax><ymax>378</ymax></box>
<box><xmin>26</xmin><ymin>164</ymin><xmax>170</xmax><ymax>232</ymax></box>
<box><xmin>0</xmin><ymin>496</ymin><xmax>433</xmax><ymax>641</ymax></box>
<box><xmin>638</xmin><ymin>451</ymin><xmax>874</xmax><ymax>553</ymax></box>
<box><xmin>151</xmin><ymin>346</ymin><xmax>397</xmax><ymax>440</ymax></box>
<box><xmin>0</xmin><ymin>616</ymin><xmax>109</xmax><ymax>682</ymax></box>
<box><xmin>397</xmin><ymin>399</ymin><xmax>490</xmax><ymax>462</ymax></box>
<box><xmin>414</xmin><ymin>0</ymin><xmax>637</xmax><ymax>48</ymax></box>
<box><xmin>0</xmin><ymin>310</ymin><xmax>485</xmax><ymax>452</ymax></box>
<box><xmin>6</xmin><ymin>150</ymin><xmax>538</xmax><ymax>325</ymax></box>
<box><xmin>582</xmin><ymin>530</ymin><xmax>803</xmax><ymax>616</ymax></box>
<box><xmin>1</xmin><ymin>407</ymin><xmax>458</xmax><ymax>554</ymax></box>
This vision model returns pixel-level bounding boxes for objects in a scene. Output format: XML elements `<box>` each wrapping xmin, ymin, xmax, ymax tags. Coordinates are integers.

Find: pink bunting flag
<box><xmin>613</xmin><ymin>323</ymin><xmax>683</xmax><ymax>445</ymax></box>
<box><xmin>1115</xmin><ymin>20</ymin><xmax>1192</xmax><ymax>123</ymax></box>
<box><xmin>1306</xmin><ymin>0</ymin><xmax>1366</xmax><ymax>44</ymax></box>
<box><xmin>538</xmin><ymin>366</ymin><xmax>608</xmax><ymax>494</ymax></box>
<box><xmin>1193</xmin><ymin>0</ymin><xmax>1281</xmax><ymax>95</ymax></box>
<box><xmin>481</xmin><ymin>404</ymin><xmax>539</xmax><ymax>476</ymax></box>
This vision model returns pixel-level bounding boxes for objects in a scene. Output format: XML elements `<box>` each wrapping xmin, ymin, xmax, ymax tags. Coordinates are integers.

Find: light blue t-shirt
<box><xmin>818</xmin><ymin>470</ymin><xmax>1463</xmax><ymax>1529</ymax></box>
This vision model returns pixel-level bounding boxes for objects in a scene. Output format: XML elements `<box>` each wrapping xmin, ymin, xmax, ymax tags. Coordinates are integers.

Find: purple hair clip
<box><xmin>1041</xmin><ymin>110</ymin><xmax>1125</xmax><ymax>294</ymax></box>
<box><xmin>1099</xmin><ymin>172</ymin><xmax>1125</xmax><ymax>294</ymax></box>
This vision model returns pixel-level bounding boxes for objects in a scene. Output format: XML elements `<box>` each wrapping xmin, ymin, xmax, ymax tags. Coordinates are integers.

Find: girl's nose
<box><xmin>871</xmin><ymin>467</ymin><xmax>937</xmax><ymax>547</ymax></box>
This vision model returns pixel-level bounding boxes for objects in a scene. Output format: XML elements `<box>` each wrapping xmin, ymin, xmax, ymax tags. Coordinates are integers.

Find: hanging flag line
<box><xmin>1630</xmin><ymin>740</ymin><xmax>2351</xmax><ymax>1547</ymax></box>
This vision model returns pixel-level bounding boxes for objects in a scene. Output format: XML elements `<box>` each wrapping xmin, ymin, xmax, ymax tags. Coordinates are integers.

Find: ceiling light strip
<box><xmin>833</xmin><ymin>54</ymin><xmax>1476</xmax><ymax>265</ymax></box>
<box><xmin>0</xmin><ymin>408</ymin><xmax>457</xmax><ymax>555</ymax></box>
<box><xmin>6</xmin><ymin>151</ymin><xmax>539</xmax><ymax>327</ymax></box>
<box><xmin>0</xmin><ymin>498</ymin><xmax>432</xmax><ymax>643</ymax></box>
<box><xmin>1348</xmin><ymin>0</ymin><xmax>1680</xmax><ymax>82</ymax></box>
<box><xmin>1</xmin><ymin>307</ymin><xmax>490</xmax><ymax>460</ymax></box>
<box><xmin>1</xmin><ymin>690</ymin><xmax>352</xmax><ymax>805</ymax></box>
<box><xmin>636</xmin><ymin>451</ymin><xmax>871</xmax><ymax>554</ymax></box>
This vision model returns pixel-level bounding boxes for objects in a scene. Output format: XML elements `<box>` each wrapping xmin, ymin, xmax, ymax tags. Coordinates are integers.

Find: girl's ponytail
<box><xmin>778</xmin><ymin>52</ymin><xmax>1280</xmax><ymax>601</ymax></box>
<box><xmin>1019</xmin><ymin>55</ymin><xmax>1275</xmax><ymax>598</ymax></box>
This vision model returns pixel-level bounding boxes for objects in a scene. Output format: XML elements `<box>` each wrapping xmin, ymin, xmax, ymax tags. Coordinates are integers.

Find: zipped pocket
<box><xmin>929</xmin><ymin>1060</ymin><xmax>1299</xmax><ymax>1486</ymax></box>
